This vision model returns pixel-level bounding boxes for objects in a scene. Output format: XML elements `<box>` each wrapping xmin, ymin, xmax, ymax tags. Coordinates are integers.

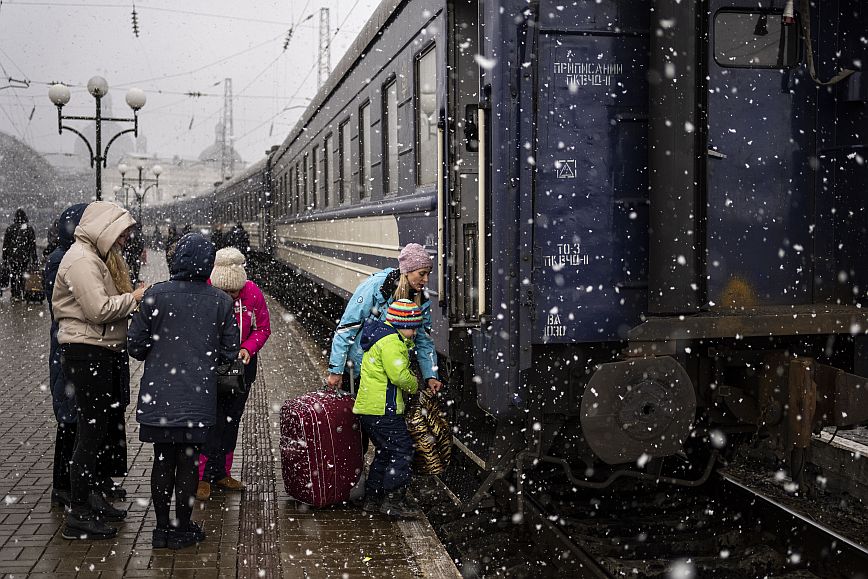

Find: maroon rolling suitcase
<box><xmin>279</xmin><ymin>389</ymin><xmax>364</xmax><ymax>507</ymax></box>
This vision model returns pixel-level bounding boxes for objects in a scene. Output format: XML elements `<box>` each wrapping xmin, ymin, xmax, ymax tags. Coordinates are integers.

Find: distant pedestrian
<box><xmin>53</xmin><ymin>201</ymin><xmax>148</xmax><ymax>540</ymax></box>
<box><xmin>128</xmin><ymin>233</ymin><xmax>239</xmax><ymax>549</ymax></box>
<box><xmin>122</xmin><ymin>223</ymin><xmax>147</xmax><ymax>285</ymax></box>
<box><xmin>197</xmin><ymin>247</ymin><xmax>271</xmax><ymax>500</ymax></box>
<box><xmin>44</xmin><ymin>203</ymin><xmax>87</xmax><ymax>510</ymax></box>
<box><xmin>2</xmin><ymin>208</ymin><xmax>38</xmax><ymax>302</ymax></box>
<box><xmin>44</xmin><ymin>218</ymin><xmax>60</xmax><ymax>258</ymax></box>
<box><xmin>165</xmin><ymin>224</ymin><xmax>180</xmax><ymax>267</ymax></box>
<box><xmin>225</xmin><ymin>221</ymin><xmax>250</xmax><ymax>258</ymax></box>
<box><xmin>152</xmin><ymin>225</ymin><xmax>163</xmax><ymax>251</ymax></box>
<box><xmin>211</xmin><ymin>224</ymin><xmax>225</xmax><ymax>250</ymax></box>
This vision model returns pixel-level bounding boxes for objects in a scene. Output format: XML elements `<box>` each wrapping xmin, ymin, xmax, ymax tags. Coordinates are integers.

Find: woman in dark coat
<box><xmin>2</xmin><ymin>208</ymin><xmax>38</xmax><ymax>301</ymax></box>
<box><xmin>127</xmin><ymin>233</ymin><xmax>238</xmax><ymax>550</ymax></box>
<box><xmin>44</xmin><ymin>203</ymin><xmax>88</xmax><ymax>508</ymax></box>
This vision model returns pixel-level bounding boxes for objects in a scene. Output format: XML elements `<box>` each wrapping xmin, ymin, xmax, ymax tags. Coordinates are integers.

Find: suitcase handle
<box><xmin>321</xmin><ymin>378</ymin><xmax>353</xmax><ymax>398</ymax></box>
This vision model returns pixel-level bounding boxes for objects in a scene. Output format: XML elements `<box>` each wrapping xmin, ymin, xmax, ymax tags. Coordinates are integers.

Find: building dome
<box><xmin>198</xmin><ymin>121</ymin><xmax>243</xmax><ymax>166</ymax></box>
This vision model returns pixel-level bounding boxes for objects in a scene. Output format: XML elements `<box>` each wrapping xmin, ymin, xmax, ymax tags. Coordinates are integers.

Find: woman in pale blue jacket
<box><xmin>326</xmin><ymin>243</ymin><xmax>443</xmax><ymax>393</ymax></box>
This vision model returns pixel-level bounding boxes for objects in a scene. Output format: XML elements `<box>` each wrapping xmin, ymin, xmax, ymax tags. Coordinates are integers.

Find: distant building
<box><xmin>198</xmin><ymin>121</ymin><xmax>243</xmax><ymax>176</ymax></box>
<box><xmin>105</xmin><ymin>121</ymin><xmax>244</xmax><ymax>211</ymax></box>
<box><xmin>105</xmin><ymin>153</ymin><xmax>227</xmax><ymax>210</ymax></box>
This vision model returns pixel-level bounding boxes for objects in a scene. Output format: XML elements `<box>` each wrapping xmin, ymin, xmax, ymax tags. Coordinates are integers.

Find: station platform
<box><xmin>0</xmin><ymin>251</ymin><xmax>458</xmax><ymax>578</ymax></box>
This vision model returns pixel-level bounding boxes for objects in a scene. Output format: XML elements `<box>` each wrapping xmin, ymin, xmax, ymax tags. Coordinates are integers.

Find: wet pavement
<box><xmin>0</xmin><ymin>251</ymin><xmax>458</xmax><ymax>578</ymax></box>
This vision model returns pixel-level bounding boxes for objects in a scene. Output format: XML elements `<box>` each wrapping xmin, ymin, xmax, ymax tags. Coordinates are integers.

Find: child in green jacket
<box><xmin>354</xmin><ymin>299</ymin><xmax>422</xmax><ymax>518</ymax></box>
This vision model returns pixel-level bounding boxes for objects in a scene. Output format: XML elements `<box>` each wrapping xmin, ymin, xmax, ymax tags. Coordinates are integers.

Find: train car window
<box><xmin>415</xmin><ymin>45</ymin><xmax>437</xmax><ymax>185</ymax></box>
<box><xmin>383</xmin><ymin>79</ymin><xmax>399</xmax><ymax>194</ymax></box>
<box><xmin>288</xmin><ymin>172</ymin><xmax>292</xmax><ymax>215</ymax></box>
<box><xmin>714</xmin><ymin>11</ymin><xmax>800</xmax><ymax>68</ymax></box>
<box><xmin>312</xmin><ymin>145</ymin><xmax>320</xmax><ymax>209</ymax></box>
<box><xmin>283</xmin><ymin>167</ymin><xmax>296</xmax><ymax>214</ymax></box>
<box><xmin>275</xmin><ymin>176</ymin><xmax>280</xmax><ymax>217</ymax></box>
<box><xmin>339</xmin><ymin>120</ymin><xmax>350</xmax><ymax>204</ymax></box>
<box><xmin>359</xmin><ymin>101</ymin><xmax>371</xmax><ymax>200</ymax></box>
<box><xmin>295</xmin><ymin>162</ymin><xmax>301</xmax><ymax>213</ymax></box>
<box><xmin>324</xmin><ymin>134</ymin><xmax>333</xmax><ymax>208</ymax></box>
<box><xmin>301</xmin><ymin>153</ymin><xmax>310</xmax><ymax>211</ymax></box>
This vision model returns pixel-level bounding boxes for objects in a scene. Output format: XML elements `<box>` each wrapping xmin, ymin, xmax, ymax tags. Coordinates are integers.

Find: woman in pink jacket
<box><xmin>197</xmin><ymin>247</ymin><xmax>271</xmax><ymax>499</ymax></box>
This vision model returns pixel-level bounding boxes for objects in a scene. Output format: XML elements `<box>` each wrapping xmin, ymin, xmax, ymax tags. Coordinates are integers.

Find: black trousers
<box><xmin>8</xmin><ymin>262</ymin><xmax>25</xmax><ymax>298</ymax></box>
<box><xmin>201</xmin><ymin>388</ymin><xmax>249</xmax><ymax>482</ymax></box>
<box><xmin>52</xmin><ymin>422</ymin><xmax>77</xmax><ymax>491</ymax></box>
<box><xmin>61</xmin><ymin>344</ymin><xmax>128</xmax><ymax>507</ymax></box>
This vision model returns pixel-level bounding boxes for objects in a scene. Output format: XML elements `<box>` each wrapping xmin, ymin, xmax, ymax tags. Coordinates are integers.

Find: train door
<box><xmin>446</xmin><ymin>0</ymin><xmax>483</xmax><ymax>323</ymax></box>
<box><xmin>705</xmin><ymin>3</ymin><xmax>814</xmax><ymax>307</ymax></box>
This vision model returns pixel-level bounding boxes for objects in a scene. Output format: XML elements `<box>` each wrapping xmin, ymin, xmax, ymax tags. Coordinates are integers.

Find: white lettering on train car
<box><xmin>543</xmin><ymin>243</ymin><xmax>589</xmax><ymax>269</ymax></box>
<box><xmin>554</xmin><ymin>61</ymin><xmax>624</xmax><ymax>87</ymax></box>
<box><xmin>544</xmin><ymin>313</ymin><xmax>567</xmax><ymax>338</ymax></box>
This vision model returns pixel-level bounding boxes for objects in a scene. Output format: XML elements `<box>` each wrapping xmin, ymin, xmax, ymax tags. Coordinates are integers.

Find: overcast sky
<box><xmin>0</xmin><ymin>0</ymin><xmax>380</xmax><ymax>167</ymax></box>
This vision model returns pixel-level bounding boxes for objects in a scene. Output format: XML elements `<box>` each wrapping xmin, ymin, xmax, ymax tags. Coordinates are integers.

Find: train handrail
<box><xmin>477</xmin><ymin>107</ymin><xmax>486</xmax><ymax>317</ymax></box>
<box><xmin>437</xmin><ymin>124</ymin><xmax>445</xmax><ymax>305</ymax></box>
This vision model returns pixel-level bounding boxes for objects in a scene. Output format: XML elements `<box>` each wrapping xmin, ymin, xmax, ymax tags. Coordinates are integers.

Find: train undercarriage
<box><xmin>441</xmin><ymin>306</ymin><xmax>868</xmax><ymax>512</ymax></box>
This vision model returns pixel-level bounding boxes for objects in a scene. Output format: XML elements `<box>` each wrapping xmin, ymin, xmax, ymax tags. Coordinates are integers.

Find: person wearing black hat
<box><xmin>2</xmin><ymin>208</ymin><xmax>38</xmax><ymax>302</ymax></box>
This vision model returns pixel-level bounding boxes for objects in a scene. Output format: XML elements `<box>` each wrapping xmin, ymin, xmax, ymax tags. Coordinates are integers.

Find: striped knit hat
<box><xmin>385</xmin><ymin>299</ymin><xmax>424</xmax><ymax>329</ymax></box>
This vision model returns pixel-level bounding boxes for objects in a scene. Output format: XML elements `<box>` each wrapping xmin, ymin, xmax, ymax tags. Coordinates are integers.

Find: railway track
<box><xmin>519</xmin><ymin>469</ymin><xmax>868</xmax><ymax>578</ymax></box>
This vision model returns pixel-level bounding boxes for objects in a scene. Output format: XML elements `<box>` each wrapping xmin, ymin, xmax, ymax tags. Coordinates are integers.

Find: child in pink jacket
<box><xmin>197</xmin><ymin>247</ymin><xmax>271</xmax><ymax>499</ymax></box>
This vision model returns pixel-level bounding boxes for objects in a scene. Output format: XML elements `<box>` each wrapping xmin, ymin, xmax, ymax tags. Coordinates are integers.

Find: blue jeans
<box><xmin>359</xmin><ymin>414</ymin><xmax>414</xmax><ymax>495</ymax></box>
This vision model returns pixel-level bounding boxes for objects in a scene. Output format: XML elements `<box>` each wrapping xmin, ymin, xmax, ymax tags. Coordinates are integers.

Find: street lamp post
<box><xmin>118</xmin><ymin>161</ymin><xmax>162</xmax><ymax>225</ymax></box>
<box><xmin>48</xmin><ymin>77</ymin><xmax>147</xmax><ymax>201</ymax></box>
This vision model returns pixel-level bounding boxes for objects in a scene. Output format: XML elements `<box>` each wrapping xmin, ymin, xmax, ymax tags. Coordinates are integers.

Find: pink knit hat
<box><xmin>398</xmin><ymin>243</ymin><xmax>433</xmax><ymax>274</ymax></box>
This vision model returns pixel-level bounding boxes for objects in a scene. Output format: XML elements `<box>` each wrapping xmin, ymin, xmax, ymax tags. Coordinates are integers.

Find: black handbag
<box><xmin>216</xmin><ymin>303</ymin><xmax>248</xmax><ymax>396</ymax></box>
<box><xmin>216</xmin><ymin>359</ymin><xmax>247</xmax><ymax>396</ymax></box>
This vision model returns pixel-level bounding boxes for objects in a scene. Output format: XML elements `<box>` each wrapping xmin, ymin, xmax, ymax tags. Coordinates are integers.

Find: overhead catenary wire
<box><xmin>0</xmin><ymin>48</ymin><xmax>32</xmax><ymax>142</ymax></box>
<box><xmin>0</xmin><ymin>1</ymin><xmax>301</xmax><ymax>26</ymax></box>
<box><xmin>236</xmin><ymin>0</ymin><xmax>368</xmax><ymax>147</ymax></box>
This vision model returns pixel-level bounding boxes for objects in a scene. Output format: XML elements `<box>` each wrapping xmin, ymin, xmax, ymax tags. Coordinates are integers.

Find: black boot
<box><xmin>166</xmin><ymin>527</ymin><xmax>198</xmax><ymax>550</ymax></box>
<box><xmin>89</xmin><ymin>492</ymin><xmax>127</xmax><ymax>521</ymax></box>
<box><xmin>152</xmin><ymin>528</ymin><xmax>169</xmax><ymax>548</ymax></box>
<box><xmin>362</xmin><ymin>492</ymin><xmax>382</xmax><ymax>513</ymax></box>
<box><xmin>99</xmin><ymin>479</ymin><xmax>128</xmax><ymax>500</ymax></box>
<box><xmin>51</xmin><ymin>488</ymin><xmax>72</xmax><ymax>509</ymax></box>
<box><xmin>380</xmin><ymin>488</ymin><xmax>420</xmax><ymax>519</ymax></box>
<box><xmin>63</xmin><ymin>509</ymin><xmax>117</xmax><ymax>540</ymax></box>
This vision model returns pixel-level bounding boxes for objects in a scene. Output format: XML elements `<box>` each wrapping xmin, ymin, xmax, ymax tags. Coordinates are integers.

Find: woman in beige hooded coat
<box><xmin>52</xmin><ymin>201</ymin><xmax>147</xmax><ymax>540</ymax></box>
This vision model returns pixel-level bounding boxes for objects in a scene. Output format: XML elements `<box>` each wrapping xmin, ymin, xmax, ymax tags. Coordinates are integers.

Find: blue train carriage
<box><xmin>213</xmin><ymin>157</ymin><xmax>272</xmax><ymax>268</ymax></box>
<box><xmin>258</xmin><ymin>0</ymin><xmax>868</xmax><ymax>505</ymax></box>
<box><xmin>436</xmin><ymin>0</ymin><xmax>868</xmax><ymax>505</ymax></box>
<box><xmin>465</xmin><ymin>0</ymin><xmax>867</xmax><ymax>498</ymax></box>
<box><xmin>266</xmin><ymin>0</ymin><xmax>446</xmax><ymax>336</ymax></box>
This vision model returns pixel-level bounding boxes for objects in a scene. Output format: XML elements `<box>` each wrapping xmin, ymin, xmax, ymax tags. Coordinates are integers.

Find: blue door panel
<box><xmin>533</xmin><ymin>31</ymin><xmax>649</xmax><ymax>343</ymax></box>
<box><xmin>706</xmin><ymin>3</ymin><xmax>815</xmax><ymax>307</ymax></box>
